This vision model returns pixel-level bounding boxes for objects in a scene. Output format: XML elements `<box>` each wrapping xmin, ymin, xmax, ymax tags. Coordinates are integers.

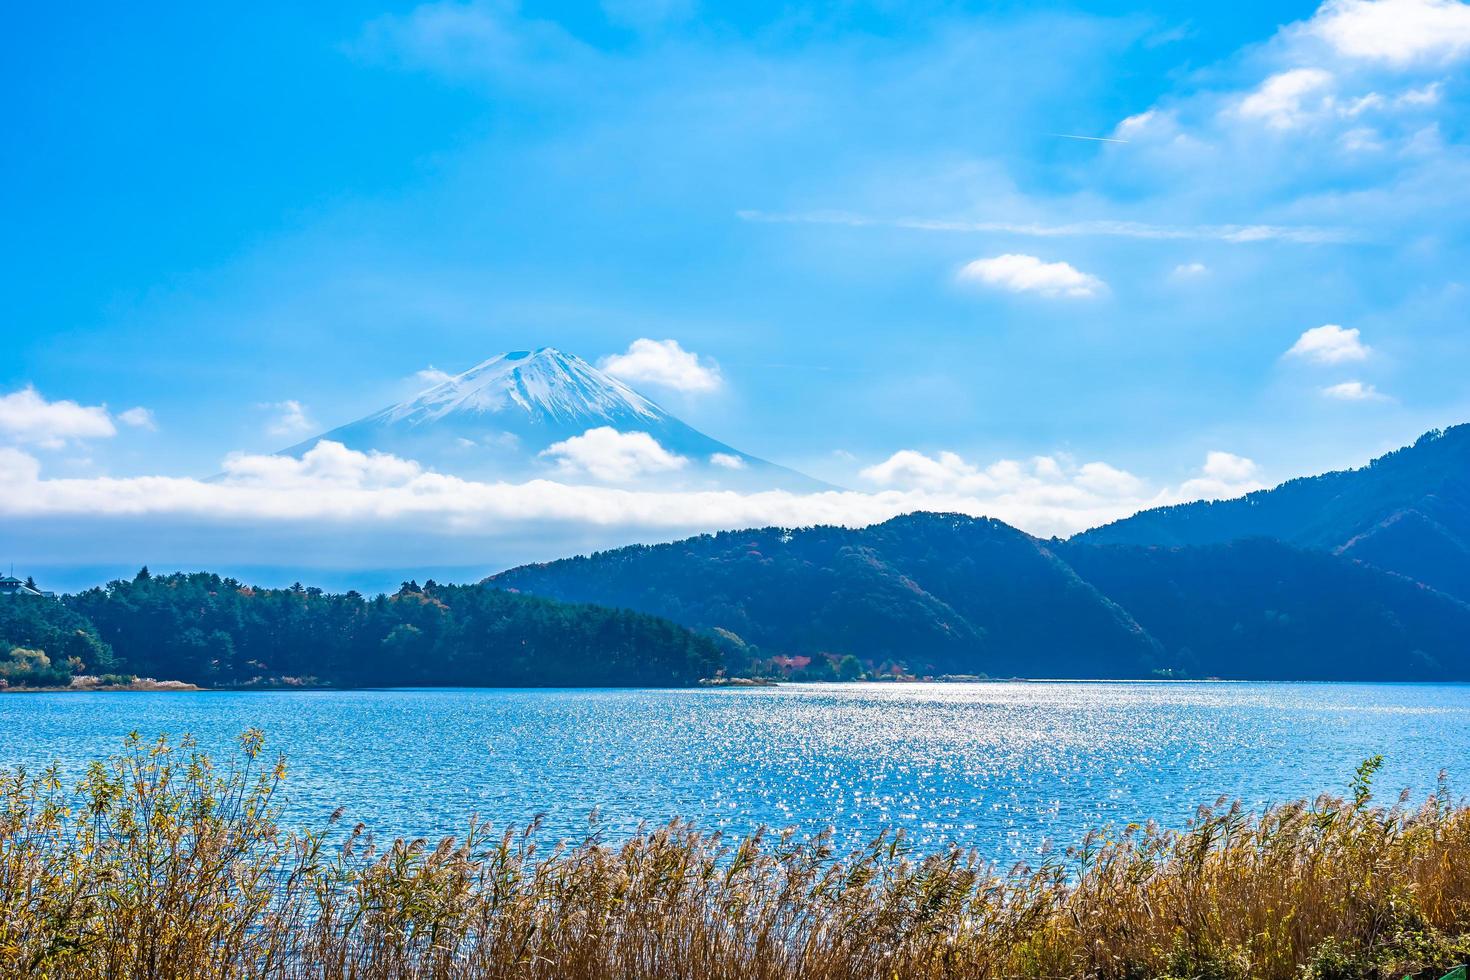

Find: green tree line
<box><xmin>1</xmin><ymin>569</ymin><xmax>721</xmax><ymax>689</ymax></box>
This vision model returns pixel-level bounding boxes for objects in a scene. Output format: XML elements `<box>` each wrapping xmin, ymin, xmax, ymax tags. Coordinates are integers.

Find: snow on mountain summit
<box><xmin>379</xmin><ymin>348</ymin><xmax>663</xmax><ymax>427</ymax></box>
<box><xmin>280</xmin><ymin>347</ymin><xmax>831</xmax><ymax>492</ymax></box>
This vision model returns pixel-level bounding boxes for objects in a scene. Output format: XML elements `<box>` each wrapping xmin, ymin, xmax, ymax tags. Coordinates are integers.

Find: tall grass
<box><xmin>3</xmin><ymin>734</ymin><xmax>1469</xmax><ymax>979</ymax></box>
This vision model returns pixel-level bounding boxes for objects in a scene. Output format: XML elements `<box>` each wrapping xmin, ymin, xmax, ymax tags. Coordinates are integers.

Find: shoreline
<box><xmin>4</xmin><ymin>677</ymin><xmax>1462</xmax><ymax>695</ymax></box>
<box><xmin>0</xmin><ymin>679</ymin><xmax>202</xmax><ymax>694</ymax></box>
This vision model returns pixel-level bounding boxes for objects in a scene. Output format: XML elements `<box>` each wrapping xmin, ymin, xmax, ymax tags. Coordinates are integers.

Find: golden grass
<box><xmin>2</xmin><ymin>733</ymin><xmax>1469</xmax><ymax>979</ymax></box>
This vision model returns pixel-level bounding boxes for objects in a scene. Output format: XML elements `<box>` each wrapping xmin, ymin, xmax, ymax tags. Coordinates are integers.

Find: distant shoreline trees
<box><xmin>2</xmin><ymin>570</ymin><xmax>722</xmax><ymax>690</ymax></box>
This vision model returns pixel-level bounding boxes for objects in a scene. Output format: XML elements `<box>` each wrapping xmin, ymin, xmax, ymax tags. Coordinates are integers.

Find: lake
<box><xmin>2</xmin><ymin>682</ymin><xmax>1466</xmax><ymax>863</ymax></box>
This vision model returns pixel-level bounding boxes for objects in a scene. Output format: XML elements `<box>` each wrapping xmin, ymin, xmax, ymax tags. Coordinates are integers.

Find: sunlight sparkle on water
<box><xmin>1</xmin><ymin>682</ymin><xmax>1466</xmax><ymax>863</ymax></box>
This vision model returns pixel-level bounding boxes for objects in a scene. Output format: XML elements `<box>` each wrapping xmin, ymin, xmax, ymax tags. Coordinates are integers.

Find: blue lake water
<box><xmin>1</xmin><ymin>682</ymin><xmax>1466</xmax><ymax>862</ymax></box>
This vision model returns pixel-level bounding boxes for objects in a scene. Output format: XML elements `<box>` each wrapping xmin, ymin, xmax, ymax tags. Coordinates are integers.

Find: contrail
<box><xmin>1051</xmin><ymin>133</ymin><xmax>1129</xmax><ymax>143</ymax></box>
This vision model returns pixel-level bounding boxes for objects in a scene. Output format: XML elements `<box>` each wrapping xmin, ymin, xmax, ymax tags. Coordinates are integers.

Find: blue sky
<box><xmin>4</xmin><ymin>0</ymin><xmax>1470</xmax><ymax>589</ymax></box>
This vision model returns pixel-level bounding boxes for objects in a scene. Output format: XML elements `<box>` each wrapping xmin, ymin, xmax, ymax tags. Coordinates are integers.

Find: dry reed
<box><xmin>2</xmin><ymin>733</ymin><xmax>1468</xmax><ymax>979</ymax></box>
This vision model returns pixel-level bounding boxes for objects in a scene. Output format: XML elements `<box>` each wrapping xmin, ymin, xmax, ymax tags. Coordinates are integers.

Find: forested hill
<box><xmin>1078</xmin><ymin>425</ymin><xmax>1470</xmax><ymax>601</ymax></box>
<box><xmin>496</xmin><ymin>514</ymin><xmax>1165</xmax><ymax>678</ymax></box>
<box><xmin>1</xmin><ymin>571</ymin><xmax>720</xmax><ymax>689</ymax></box>
<box><xmin>1055</xmin><ymin>538</ymin><xmax>1470</xmax><ymax>681</ymax></box>
<box><xmin>489</xmin><ymin>512</ymin><xmax>1470</xmax><ymax>681</ymax></box>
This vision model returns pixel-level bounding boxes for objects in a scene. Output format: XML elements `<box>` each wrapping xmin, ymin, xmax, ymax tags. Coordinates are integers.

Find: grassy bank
<box><xmin>2</xmin><ymin>735</ymin><xmax>1469</xmax><ymax>979</ymax></box>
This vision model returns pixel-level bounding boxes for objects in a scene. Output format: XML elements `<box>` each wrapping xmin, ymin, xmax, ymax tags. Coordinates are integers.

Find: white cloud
<box><xmin>710</xmin><ymin>452</ymin><xmax>747</xmax><ymax>470</ymax></box>
<box><xmin>859</xmin><ymin>451</ymin><xmax>1146</xmax><ymax>514</ymax></box>
<box><xmin>1339</xmin><ymin>126</ymin><xmax>1386</xmax><ymax>152</ymax></box>
<box><xmin>223</xmin><ymin>440</ymin><xmax>425</xmax><ymax>489</ymax></box>
<box><xmin>0</xmin><ymin>387</ymin><xmax>117</xmax><ymax>449</ymax></box>
<box><xmin>1306</xmin><ymin>0</ymin><xmax>1470</xmax><ymax>65</ymax></box>
<box><xmin>1114</xmin><ymin>109</ymin><xmax>1163</xmax><ymax>139</ymax></box>
<box><xmin>0</xmin><ymin>447</ymin><xmax>42</xmax><ymax>484</ymax></box>
<box><xmin>1173</xmin><ymin>452</ymin><xmax>1265</xmax><ymax>501</ymax></box>
<box><xmin>1285</xmin><ymin>324</ymin><xmax>1371</xmax><ymax>364</ymax></box>
<box><xmin>0</xmin><ymin>441</ymin><xmax>1286</xmax><ymax>569</ymax></box>
<box><xmin>861</xmin><ymin>450</ymin><xmax>986</xmax><ymax>492</ymax></box>
<box><xmin>1342</xmin><ymin>84</ymin><xmax>1442</xmax><ymax>117</ymax></box>
<box><xmin>415</xmin><ymin>366</ymin><xmax>455</xmax><ymax>386</ymax></box>
<box><xmin>861</xmin><ymin>447</ymin><xmax>1265</xmax><ymax>522</ymax></box>
<box><xmin>1074</xmin><ymin>461</ymin><xmax>1146</xmax><ymax>496</ymax></box>
<box><xmin>117</xmin><ymin>407</ymin><xmax>157</xmax><ymax>431</ymax></box>
<box><xmin>1171</xmin><ymin>262</ymin><xmax>1210</xmax><ymax>279</ymax></box>
<box><xmin>541</xmin><ymin>426</ymin><xmax>688</xmax><ymax>482</ymax></box>
<box><xmin>1231</xmin><ymin>67</ymin><xmax>1442</xmax><ymax>133</ymax></box>
<box><xmin>1201</xmin><ymin>450</ymin><xmax>1259</xmax><ymax>483</ymax></box>
<box><xmin>1235</xmin><ymin>68</ymin><xmax>1336</xmax><ymax>129</ymax></box>
<box><xmin>598</xmin><ymin>339</ymin><xmax>723</xmax><ymax>393</ymax></box>
<box><xmin>957</xmin><ymin>254</ymin><xmax>1106</xmax><ymax>298</ymax></box>
<box><xmin>483</xmin><ymin>431</ymin><xmax>520</xmax><ymax>449</ymax></box>
<box><xmin>262</xmin><ymin>400</ymin><xmax>316</xmax><ymax>438</ymax></box>
<box><xmin>1322</xmin><ymin>379</ymin><xmax>1391</xmax><ymax>400</ymax></box>
<box><xmin>1397</xmin><ymin>82</ymin><xmax>1444</xmax><ymax>105</ymax></box>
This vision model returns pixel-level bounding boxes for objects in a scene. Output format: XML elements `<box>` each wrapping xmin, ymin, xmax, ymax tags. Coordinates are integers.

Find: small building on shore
<box><xmin>0</xmin><ymin>574</ymin><xmax>52</xmax><ymax>598</ymax></box>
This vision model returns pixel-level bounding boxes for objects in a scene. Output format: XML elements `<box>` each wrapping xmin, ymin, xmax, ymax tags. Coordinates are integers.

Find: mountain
<box><xmin>282</xmin><ymin>347</ymin><xmax>829</xmax><ymax>491</ymax></box>
<box><xmin>492</xmin><ymin>513</ymin><xmax>1166</xmax><ymax>678</ymax></box>
<box><xmin>1078</xmin><ymin>425</ymin><xmax>1470</xmax><ymax>601</ymax></box>
<box><xmin>1055</xmin><ymin>538</ymin><xmax>1470</xmax><ymax>680</ymax></box>
<box><xmin>489</xmin><ymin>511</ymin><xmax>1470</xmax><ymax>680</ymax></box>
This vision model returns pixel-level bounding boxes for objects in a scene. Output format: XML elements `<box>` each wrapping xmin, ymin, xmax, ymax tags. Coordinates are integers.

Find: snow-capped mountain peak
<box><xmin>378</xmin><ymin>347</ymin><xmax>663</xmax><ymax>426</ymax></box>
<box><xmin>281</xmin><ymin>346</ymin><xmax>832</xmax><ymax>492</ymax></box>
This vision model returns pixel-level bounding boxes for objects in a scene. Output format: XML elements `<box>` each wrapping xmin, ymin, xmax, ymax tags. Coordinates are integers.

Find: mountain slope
<box><xmin>491</xmin><ymin>511</ymin><xmax>1470</xmax><ymax>680</ymax></box>
<box><xmin>491</xmin><ymin>513</ymin><xmax>1166</xmax><ymax>678</ymax></box>
<box><xmin>283</xmin><ymin>347</ymin><xmax>828</xmax><ymax>491</ymax></box>
<box><xmin>1078</xmin><ymin>426</ymin><xmax>1470</xmax><ymax>600</ymax></box>
<box><xmin>1056</xmin><ymin>539</ymin><xmax>1470</xmax><ymax>680</ymax></box>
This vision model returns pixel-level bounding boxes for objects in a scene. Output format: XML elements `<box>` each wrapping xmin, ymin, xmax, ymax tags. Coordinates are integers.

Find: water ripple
<box><xmin>2</xmin><ymin>681</ymin><xmax>1466</xmax><ymax>862</ymax></box>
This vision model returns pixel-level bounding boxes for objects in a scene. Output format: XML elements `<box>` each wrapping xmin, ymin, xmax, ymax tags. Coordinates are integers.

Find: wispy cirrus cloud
<box><xmin>261</xmin><ymin>400</ymin><xmax>316</xmax><ymax>438</ymax></box>
<box><xmin>1097</xmin><ymin>0</ymin><xmax>1469</xmax><ymax>257</ymax></box>
<box><xmin>117</xmin><ymin>407</ymin><xmax>158</xmax><ymax>431</ymax></box>
<box><xmin>736</xmin><ymin>209</ymin><xmax>1359</xmax><ymax>244</ymax></box>
<box><xmin>1322</xmin><ymin>379</ymin><xmax>1392</xmax><ymax>400</ymax></box>
<box><xmin>352</xmin><ymin>0</ymin><xmax>592</xmax><ymax>83</ymax></box>
<box><xmin>415</xmin><ymin>366</ymin><xmax>456</xmax><ymax>387</ymax></box>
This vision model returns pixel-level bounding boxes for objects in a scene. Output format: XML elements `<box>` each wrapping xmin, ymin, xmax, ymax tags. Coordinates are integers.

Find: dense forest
<box><xmin>0</xmin><ymin>595</ymin><xmax>116</xmax><ymax>687</ymax></box>
<box><xmin>1056</xmin><ymin>538</ymin><xmax>1470</xmax><ymax>680</ymax></box>
<box><xmin>492</xmin><ymin>511</ymin><xmax>1470</xmax><ymax>681</ymax></box>
<box><xmin>0</xmin><ymin>570</ymin><xmax>720</xmax><ymax>689</ymax></box>
<box><xmin>494</xmin><ymin>514</ymin><xmax>1165</xmax><ymax>678</ymax></box>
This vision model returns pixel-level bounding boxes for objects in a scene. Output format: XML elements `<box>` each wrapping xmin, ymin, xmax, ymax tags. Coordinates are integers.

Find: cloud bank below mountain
<box><xmin>2</xmin><ymin>440</ymin><xmax>1266</xmax><ymax>585</ymax></box>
